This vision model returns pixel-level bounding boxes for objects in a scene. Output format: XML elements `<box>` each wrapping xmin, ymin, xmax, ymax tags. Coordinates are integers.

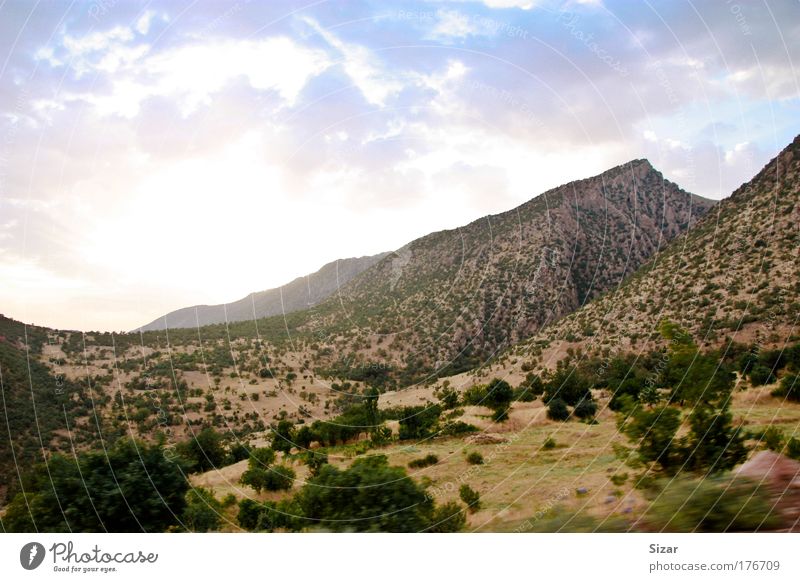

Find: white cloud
<box><xmin>135</xmin><ymin>10</ymin><xmax>156</xmax><ymax>35</ymax></box>
<box><xmin>303</xmin><ymin>18</ymin><xmax>403</xmax><ymax>106</ymax></box>
<box><xmin>428</xmin><ymin>10</ymin><xmax>491</xmax><ymax>40</ymax></box>
<box><xmin>46</xmin><ymin>36</ymin><xmax>330</xmax><ymax>118</ymax></box>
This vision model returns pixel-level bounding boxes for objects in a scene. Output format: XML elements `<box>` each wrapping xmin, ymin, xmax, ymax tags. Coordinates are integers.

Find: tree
<box><xmin>271</xmin><ymin>420</ymin><xmax>295</xmax><ymax>454</ymax></box>
<box><xmin>459</xmin><ymin>484</ymin><xmax>481</xmax><ymax>513</ymax></box>
<box><xmin>398</xmin><ymin>404</ymin><xmax>441</xmax><ymax>440</ymax></box>
<box><xmin>436</xmin><ymin>386</ymin><xmax>460</xmax><ymax>409</ymax></box>
<box><xmin>682</xmin><ymin>399</ymin><xmax>747</xmax><ymax>473</ymax></box>
<box><xmin>296</xmin><ymin>455</ymin><xmax>433</xmax><ymax>532</ymax></box>
<box><xmin>619</xmin><ymin>404</ymin><xmax>682</xmax><ymax>474</ymax></box>
<box><xmin>546</xmin><ymin>398</ymin><xmax>570</xmax><ymax>421</ymax></box>
<box><xmin>515</xmin><ymin>373</ymin><xmax>544</xmax><ymax>402</ymax></box>
<box><xmin>183</xmin><ymin>487</ymin><xmax>223</xmax><ymax>532</ymax></box>
<box><xmin>178</xmin><ymin>427</ymin><xmax>227</xmax><ymax>473</ymax></box>
<box><xmin>3</xmin><ymin>439</ymin><xmax>189</xmax><ymax>532</ymax></box>
<box><xmin>484</xmin><ymin>378</ymin><xmax>514</xmax><ymax>422</ymax></box>
<box><xmin>543</xmin><ymin>368</ymin><xmax>591</xmax><ymax>406</ymax></box>
<box><xmin>428</xmin><ymin>501</ymin><xmax>466</xmax><ymax>532</ymax></box>
<box><xmin>573</xmin><ymin>397</ymin><xmax>598</xmax><ymax>420</ymax></box>
<box><xmin>774</xmin><ymin>373</ymin><xmax>800</xmax><ymax>401</ymax></box>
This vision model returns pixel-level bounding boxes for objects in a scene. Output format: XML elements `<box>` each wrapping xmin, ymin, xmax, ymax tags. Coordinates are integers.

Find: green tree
<box><xmin>618</xmin><ymin>404</ymin><xmax>682</xmax><ymax>474</ymax></box>
<box><xmin>428</xmin><ymin>501</ymin><xmax>466</xmax><ymax>532</ymax></box>
<box><xmin>296</xmin><ymin>455</ymin><xmax>433</xmax><ymax>532</ymax></box>
<box><xmin>398</xmin><ymin>404</ymin><xmax>441</xmax><ymax>440</ymax></box>
<box><xmin>543</xmin><ymin>368</ymin><xmax>591</xmax><ymax>406</ymax></box>
<box><xmin>546</xmin><ymin>398</ymin><xmax>570</xmax><ymax>421</ymax></box>
<box><xmin>3</xmin><ymin>439</ymin><xmax>189</xmax><ymax>532</ymax></box>
<box><xmin>484</xmin><ymin>378</ymin><xmax>514</xmax><ymax>422</ymax></box>
<box><xmin>177</xmin><ymin>427</ymin><xmax>227</xmax><ymax>473</ymax></box>
<box><xmin>459</xmin><ymin>484</ymin><xmax>481</xmax><ymax>513</ymax></box>
<box><xmin>271</xmin><ymin>420</ymin><xmax>295</xmax><ymax>454</ymax></box>
<box><xmin>183</xmin><ymin>487</ymin><xmax>223</xmax><ymax>532</ymax></box>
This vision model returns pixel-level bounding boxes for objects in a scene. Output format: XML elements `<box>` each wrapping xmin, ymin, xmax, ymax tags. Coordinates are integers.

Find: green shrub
<box><xmin>466</xmin><ymin>451</ymin><xmax>484</xmax><ymax>465</ymax></box>
<box><xmin>787</xmin><ymin>437</ymin><xmax>800</xmax><ymax>461</ymax></box>
<box><xmin>543</xmin><ymin>437</ymin><xmax>557</xmax><ymax>450</ymax></box>
<box><xmin>750</xmin><ymin>365</ymin><xmax>776</xmax><ymax>386</ymax></box>
<box><xmin>408</xmin><ymin>454</ymin><xmax>439</xmax><ymax>469</ymax></box>
<box><xmin>573</xmin><ymin>397</ymin><xmax>598</xmax><ymax>420</ymax></box>
<box><xmin>440</xmin><ymin>421</ymin><xmax>479</xmax><ymax>436</ymax></box>
<box><xmin>262</xmin><ymin>465</ymin><xmax>296</xmax><ymax>491</ymax></box>
<box><xmin>297</xmin><ymin>455</ymin><xmax>433</xmax><ymax>532</ymax></box>
<box><xmin>428</xmin><ymin>501</ymin><xmax>466</xmax><ymax>532</ymax></box>
<box><xmin>546</xmin><ymin>398</ymin><xmax>570</xmax><ymax>421</ymax></box>
<box><xmin>773</xmin><ymin>373</ymin><xmax>800</xmax><ymax>401</ymax></box>
<box><xmin>641</xmin><ymin>477</ymin><xmax>781</xmax><ymax>532</ymax></box>
<box><xmin>183</xmin><ymin>487</ymin><xmax>223</xmax><ymax>532</ymax></box>
<box><xmin>459</xmin><ymin>484</ymin><xmax>481</xmax><ymax>512</ymax></box>
<box><xmin>761</xmin><ymin>426</ymin><xmax>785</xmax><ymax>452</ymax></box>
<box><xmin>398</xmin><ymin>404</ymin><xmax>442</xmax><ymax>440</ymax></box>
<box><xmin>610</xmin><ymin>473</ymin><xmax>628</xmax><ymax>486</ymax></box>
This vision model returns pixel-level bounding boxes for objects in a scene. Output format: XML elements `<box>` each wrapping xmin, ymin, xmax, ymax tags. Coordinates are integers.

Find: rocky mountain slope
<box><xmin>506</xmin><ymin>134</ymin><xmax>800</xmax><ymax>368</ymax></box>
<box><xmin>286</xmin><ymin>159</ymin><xmax>714</xmax><ymax>380</ymax></box>
<box><xmin>136</xmin><ymin>253</ymin><xmax>388</xmax><ymax>332</ymax></box>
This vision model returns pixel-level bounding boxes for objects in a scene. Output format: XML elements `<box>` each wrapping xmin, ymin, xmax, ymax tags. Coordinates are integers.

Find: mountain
<box><xmin>282</xmin><ymin>159</ymin><xmax>714</xmax><ymax>381</ymax></box>
<box><xmin>136</xmin><ymin>253</ymin><xmax>389</xmax><ymax>332</ymax></box>
<box><xmin>507</xmin><ymin>134</ymin><xmax>800</xmax><ymax>365</ymax></box>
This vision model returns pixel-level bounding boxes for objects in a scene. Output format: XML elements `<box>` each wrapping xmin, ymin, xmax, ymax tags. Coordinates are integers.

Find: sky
<box><xmin>0</xmin><ymin>0</ymin><xmax>798</xmax><ymax>332</ymax></box>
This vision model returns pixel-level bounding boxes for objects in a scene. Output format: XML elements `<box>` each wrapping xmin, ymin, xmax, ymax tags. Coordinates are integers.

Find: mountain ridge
<box><xmin>135</xmin><ymin>253</ymin><xmax>389</xmax><ymax>332</ymax></box>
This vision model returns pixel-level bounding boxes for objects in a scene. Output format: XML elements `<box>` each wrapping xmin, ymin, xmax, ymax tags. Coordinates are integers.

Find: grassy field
<box><xmin>191</xmin><ymin>383</ymin><xmax>800</xmax><ymax>532</ymax></box>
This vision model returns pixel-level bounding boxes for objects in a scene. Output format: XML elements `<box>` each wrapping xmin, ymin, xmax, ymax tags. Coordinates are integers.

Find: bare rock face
<box><xmin>736</xmin><ymin>450</ymin><xmax>800</xmax><ymax>530</ymax></box>
<box><xmin>465</xmin><ymin>433</ymin><xmax>508</xmax><ymax>445</ymax></box>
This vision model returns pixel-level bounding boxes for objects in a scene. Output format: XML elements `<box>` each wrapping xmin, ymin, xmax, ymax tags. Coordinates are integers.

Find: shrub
<box><xmin>183</xmin><ymin>487</ymin><xmax>223</xmax><ymax>532</ymax></box>
<box><xmin>428</xmin><ymin>501</ymin><xmax>466</xmax><ymax>532</ymax></box>
<box><xmin>459</xmin><ymin>484</ymin><xmax>481</xmax><ymax>512</ymax></box>
<box><xmin>466</xmin><ymin>451</ymin><xmax>484</xmax><ymax>465</ymax></box>
<box><xmin>543</xmin><ymin>368</ymin><xmax>591</xmax><ymax>406</ymax></box>
<box><xmin>773</xmin><ymin>373</ymin><xmax>800</xmax><ymax>401</ymax></box>
<box><xmin>3</xmin><ymin>439</ymin><xmax>189</xmax><ymax>533</ymax></box>
<box><xmin>398</xmin><ymin>404</ymin><xmax>441</xmax><ymax>440</ymax></box>
<box><xmin>610</xmin><ymin>473</ymin><xmax>628</xmax><ymax>486</ymax></box>
<box><xmin>573</xmin><ymin>397</ymin><xmax>598</xmax><ymax>420</ymax></box>
<box><xmin>462</xmin><ymin>384</ymin><xmax>487</xmax><ymax>406</ymax></box>
<box><xmin>787</xmin><ymin>437</ymin><xmax>800</xmax><ymax>461</ymax></box>
<box><xmin>440</xmin><ymin>421</ymin><xmax>479</xmax><ymax>436</ymax></box>
<box><xmin>641</xmin><ymin>477</ymin><xmax>781</xmax><ymax>532</ymax></box>
<box><xmin>750</xmin><ymin>364</ymin><xmax>776</xmax><ymax>386</ymax></box>
<box><xmin>297</xmin><ymin>455</ymin><xmax>433</xmax><ymax>532</ymax></box>
<box><xmin>546</xmin><ymin>398</ymin><xmax>570</xmax><ymax>421</ymax></box>
<box><xmin>761</xmin><ymin>426</ymin><xmax>785</xmax><ymax>452</ymax></box>
<box><xmin>436</xmin><ymin>387</ymin><xmax>460</xmax><ymax>409</ymax></box>
<box><xmin>237</xmin><ymin>498</ymin><xmax>263</xmax><ymax>531</ymax></box>
<box><xmin>408</xmin><ymin>454</ymin><xmax>439</xmax><ymax>469</ymax></box>
<box><xmin>303</xmin><ymin>451</ymin><xmax>329</xmax><ymax>477</ymax></box>
<box><xmin>262</xmin><ymin>465</ymin><xmax>296</xmax><ymax>491</ymax></box>
<box><xmin>543</xmin><ymin>437</ymin><xmax>557</xmax><ymax>450</ymax></box>
<box><xmin>484</xmin><ymin>378</ymin><xmax>514</xmax><ymax>421</ymax></box>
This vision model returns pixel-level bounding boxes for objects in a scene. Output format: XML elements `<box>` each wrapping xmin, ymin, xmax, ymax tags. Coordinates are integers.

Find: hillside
<box><xmin>136</xmin><ymin>253</ymin><xmax>388</xmax><ymax>332</ymax></box>
<box><xmin>501</xmin><ymin>134</ymin><xmax>800</xmax><ymax>371</ymax></box>
<box><xmin>282</xmin><ymin>159</ymin><xmax>714</xmax><ymax>381</ymax></box>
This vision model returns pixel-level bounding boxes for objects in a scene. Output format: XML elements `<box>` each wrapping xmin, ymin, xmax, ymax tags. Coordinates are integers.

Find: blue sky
<box><xmin>0</xmin><ymin>0</ymin><xmax>798</xmax><ymax>331</ymax></box>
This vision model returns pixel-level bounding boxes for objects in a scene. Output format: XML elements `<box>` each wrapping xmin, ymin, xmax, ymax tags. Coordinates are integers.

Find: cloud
<box><xmin>41</xmin><ymin>33</ymin><xmax>331</xmax><ymax>118</ymax></box>
<box><xmin>427</xmin><ymin>9</ymin><xmax>501</xmax><ymax>41</ymax></box>
<box><xmin>301</xmin><ymin>17</ymin><xmax>403</xmax><ymax>106</ymax></box>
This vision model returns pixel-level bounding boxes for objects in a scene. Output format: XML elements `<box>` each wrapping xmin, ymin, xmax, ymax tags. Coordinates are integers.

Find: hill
<box><xmin>136</xmin><ymin>253</ymin><xmax>389</xmax><ymax>332</ymax></box>
<box><xmin>500</xmin><ymin>134</ymin><xmax>800</xmax><ymax>372</ymax></box>
<box><xmin>282</xmin><ymin>158</ymin><xmax>714</xmax><ymax>382</ymax></box>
